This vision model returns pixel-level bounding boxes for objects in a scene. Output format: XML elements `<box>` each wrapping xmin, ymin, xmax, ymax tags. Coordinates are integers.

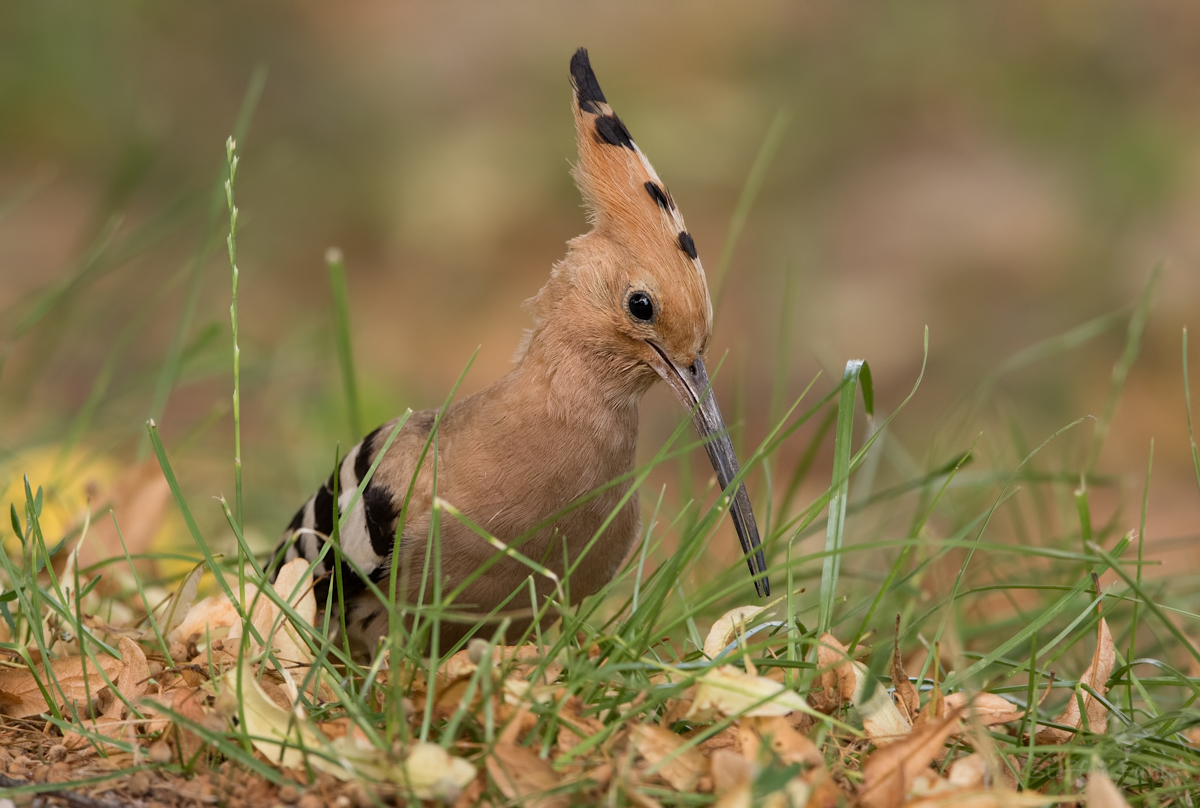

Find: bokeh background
<box><xmin>1</xmin><ymin>3</ymin><xmax>1197</xmax><ymax>592</ymax></box>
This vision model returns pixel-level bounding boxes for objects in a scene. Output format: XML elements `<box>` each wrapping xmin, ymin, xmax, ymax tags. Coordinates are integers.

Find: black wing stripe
<box><xmin>354</xmin><ymin>425</ymin><xmax>384</xmax><ymax>485</ymax></box>
<box><xmin>363</xmin><ymin>483</ymin><xmax>400</xmax><ymax>558</ymax></box>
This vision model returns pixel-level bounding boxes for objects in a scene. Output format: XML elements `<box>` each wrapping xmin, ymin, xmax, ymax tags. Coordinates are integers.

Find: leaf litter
<box><xmin>0</xmin><ymin>563</ymin><xmax>1163</xmax><ymax>806</ymax></box>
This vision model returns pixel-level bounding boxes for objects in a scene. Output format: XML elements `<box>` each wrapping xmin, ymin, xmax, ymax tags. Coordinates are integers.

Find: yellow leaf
<box><xmin>160</xmin><ymin>562</ymin><xmax>205</xmax><ymax>638</ymax></box>
<box><xmin>703</xmin><ymin>605</ymin><xmax>766</xmax><ymax>659</ymax></box>
<box><xmin>225</xmin><ymin>662</ymin><xmax>319</xmax><ymax>769</ymax></box>
<box><xmin>317</xmin><ymin>732</ymin><xmax>476</xmax><ymax>801</ymax></box>
<box><xmin>685</xmin><ymin>665</ymin><xmax>808</xmax><ymax>721</ymax></box>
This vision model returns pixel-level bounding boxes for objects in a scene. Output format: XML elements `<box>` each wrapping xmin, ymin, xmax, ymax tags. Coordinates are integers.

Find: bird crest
<box><xmin>521</xmin><ymin>49</ymin><xmax>714</xmax><ymax>372</ymax></box>
<box><xmin>568</xmin><ymin>49</ymin><xmax>709</xmax><ymax>293</ymax></box>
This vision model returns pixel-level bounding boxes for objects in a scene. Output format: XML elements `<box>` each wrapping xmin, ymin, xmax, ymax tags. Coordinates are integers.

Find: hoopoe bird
<box><xmin>275</xmin><ymin>49</ymin><xmax>769</xmax><ymax>656</ymax></box>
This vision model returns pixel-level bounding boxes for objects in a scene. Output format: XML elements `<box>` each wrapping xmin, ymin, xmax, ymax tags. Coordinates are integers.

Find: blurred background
<box><xmin>1</xmin><ymin>3</ymin><xmax>1197</xmax><ymax>598</ymax></box>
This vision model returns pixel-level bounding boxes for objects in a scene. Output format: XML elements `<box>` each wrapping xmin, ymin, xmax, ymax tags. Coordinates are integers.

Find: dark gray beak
<box><xmin>647</xmin><ymin>346</ymin><xmax>770</xmax><ymax>597</ymax></box>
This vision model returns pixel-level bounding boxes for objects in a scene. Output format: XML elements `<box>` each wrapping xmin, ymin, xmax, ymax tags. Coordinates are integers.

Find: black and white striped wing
<box><xmin>275</xmin><ymin>424</ymin><xmax>401</xmax><ymax>602</ymax></box>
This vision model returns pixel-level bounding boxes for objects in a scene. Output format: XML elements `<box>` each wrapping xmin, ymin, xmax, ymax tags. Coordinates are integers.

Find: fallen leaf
<box><xmin>943</xmin><ymin>692</ymin><xmax>1025</xmax><ymax>728</ymax></box>
<box><xmin>858</xmin><ymin>707</ymin><xmax>964</xmax><ymax>808</ymax></box>
<box><xmin>1086</xmin><ymin>769</ymin><xmax>1130</xmax><ymax>808</ymax></box>
<box><xmin>747</xmin><ymin>716</ymin><xmax>823</xmax><ymax>767</ymax></box>
<box><xmin>555</xmin><ymin>698</ymin><xmax>606</xmax><ymax>756</ymax></box>
<box><xmin>631</xmin><ymin>723</ymin><xmax>704</xmax><ymax>792</ymax></box>
<box><xmin>227</xmin><ymin>557</ymin><xmax>316</xmax><ymax>671</ymax></box>
<box><xmin>108</xmin><ymin>638</ymin><xmax>149</xmax><ymax>718</ymax></box>
<box><xmin>703</xmin><ymin>605</ymin><xmax>766</xmax><ymax>659</ymax></box>
<box><xmin>815</xmin><ymin>633</ymin><xmax>858</xmax><ymax>704</ymax></box>
<box><xmin>818</xmin><ymin>633</ymin><xmax>912</xmax><ymax>744</ymax></box>
<box><xmin>160</xmin><ymin>563</ymin><xmax>205</xmax><ymax>639</ymax></box>
<box><xmin>319</xmin><ymin>730</ymin><xmax>476</xmax><ymax>801</ymax></box>
<box><xmin>395</xmin><ymin>741</ymin><xmax>477</xmax><ymax>802</ymax></box>
<box><xmin>502</xmin><ymin>677</ymin><xmax>564</xmax><ymax>708</ymax></box>
<box><xmin>168</xmin><ymin>686</ymin><xmax>207</xmax><ymax>762</ymax></box>
<box><xmin>686</xmin><ymin>665</ymin><xmax>809</xmax><ymax>721</ymax></box>
<box><xmin>891</xmin><ymin>617</ymin><xmax>920</xmax><ymax>723</ymax></box>
<box><xmin>710</xmin><ymin>748</ymin><xmax>755</xmax><ymax>796</ymax></box>
<box><xmin>225</xmin><ymin>662</ymin><xmax>319</xmax><ymax>769</ymax></box>
<box><xmin>168</xmin><ymin>593</ymin><xmax>243</xmax><ymax>645</ymax></box>
<box><xmin>946</xmin><ymin>753</ymin><xmax>988</xmax><ymax>788</ymax></box>
<box><xmin>487</xmin><ymin>742</ymin><xmax>568</xmax><ymax>808</ymax></box>
<box><xmin>440</xmin><ymin>643</ymin><xmax>557</xmax><ymax>684</ymax></box>
<box><xmin>0</xmin><ymin>651</ymin><xmax>123</xmax><ymax>718</ymax></box>
<box><xmin>1037</xmin><ymin>617</ymin><xmax>1115</xmax><ymax>743</ymax></box>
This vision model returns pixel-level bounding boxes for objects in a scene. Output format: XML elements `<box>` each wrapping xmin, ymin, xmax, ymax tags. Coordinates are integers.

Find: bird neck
<box><xmin>513</xmin><ymin>318</ymin><xmax>648</xmax><ymax>423</ymax></box>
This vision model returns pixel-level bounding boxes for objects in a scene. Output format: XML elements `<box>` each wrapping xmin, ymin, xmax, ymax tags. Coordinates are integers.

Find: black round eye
<box><xmin>628</xmin><ymin>291</ymin><xmax>654</xmax><ymax>322</ymax></box>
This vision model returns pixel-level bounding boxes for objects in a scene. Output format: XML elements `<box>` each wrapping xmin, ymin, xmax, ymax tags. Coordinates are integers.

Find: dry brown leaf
<box><xmin>858</xmin><ymin>706</ymin><xmax>965</xmax><ymax>808</ymax></box>
<box><xmin>892</xmin><ymin>618</ymin><xmax>920</xmax><ymax>723</ymax></box>
<box><xmin>168</xmin><ymin>593</ymin><xmax>243</xmax><ymax>645</ymax></box>
<box><xmin>1086</xmin><ymin>770</ymin><xmax>1130</xmax><ymax>808</ymax></box>
<box><xmin>710</xmin><ymin>748</ymin><xmax>755</xmax><ymax>796</ymax></box>
<box><xmin>59</xmin><ymin>640</ymin><xmax>145</xmax><ymax>748</ymax></box>
<box><xmin>441</xmin><ymin>643</ymin><xmax>556</xmax><ymax>684</ymax></box>
<box><xmin>815</xmin><ymin>633</ymin><xmax>858</xmax><ymax>705</ymax></box>
<box><xmin>703</xmin><ymin>605</ymin><xmax>766</xmax><ymax>659</ymax></box>
<box><xmin>168</xmin><ymin>686</ymin><xmax>207</xmax><ymax>762</ymax></box>
<box><xmin>106</xmin><ymin>637</ymin><xmax>149</xmax><ymax>719</ymax></box>
<box><xmin>943</xmin><ymin>692</ymin><xmax>1025</xmax><ymax>728</ymax></box>
<box><xmin>946</xmin><ymin>753</ymin><xmax>988</xmax><ymax>788</ymax></box>
<box><xmin>713</xmin><ymin>783</ymin><xmax>752</xmax><ymax>808</ymax></box>
<box><xmin>555</xmin><ymin>698</ymin><xmax>606</xmax><ymax>756</ymax></box>
<box><xmin>631</xmin><ymin>723</ymin><xmax>704</xmax><ymax>792</ymax></box>
<box><xmin>246</xmin><ymin>557</ymin><xmax>317</xmax><ymax>668</ymax></box>
<box><xmin>1037</xmin><ymin>617</ymin><xmax>1115</xmax><ymax>743</ymax></box>
<box><xmin>748</xmin><ymin>716</ymin><xmax>823</xmax><ymax>767</ymax></box>
<box><xmin>487</xmin><ymin>742</ymin><xmax>568</xmax><ymax>808</ymax></box>
<box><xmin>818</xmin><ymin>633</ymin><xmax>912</xmax><ymax>744</ymax></box>
<box><xmin>0</xmin><ymin>651</ymin><xmax>123</xmax><ymax>718</ymax></box>
<box><xmin>695</xmin><ymin>724</ymin><xmax>742</xmax><ymax>757</ymax></box>
<box><xmin>709</xmin><ymin>748</ymin><xmax>816</xmax><ymax>808</ymax></box>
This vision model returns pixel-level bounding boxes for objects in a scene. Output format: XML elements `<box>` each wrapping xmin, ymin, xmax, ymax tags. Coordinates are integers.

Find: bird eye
<box><xmin>627</xmin><ymin>291</ymin><xmax>654</xmax><ymax>322</ymax></box>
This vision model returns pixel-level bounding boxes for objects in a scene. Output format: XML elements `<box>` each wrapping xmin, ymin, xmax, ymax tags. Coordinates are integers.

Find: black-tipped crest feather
<box><xmin>570</xmin><ymin>48</ymin><xmax>607</xmax><ymax>114</ymax></box>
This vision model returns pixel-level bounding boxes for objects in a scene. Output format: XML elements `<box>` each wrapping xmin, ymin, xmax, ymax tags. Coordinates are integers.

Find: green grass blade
<box><xmin>327</xmin><ymin>247</ymin><xmax>362</xmax><ymax>439</ymax></box>
<box><xmin>817</xmin><ymin>359</ymin><xmax>872</xmax><ymax>635</ymax></box>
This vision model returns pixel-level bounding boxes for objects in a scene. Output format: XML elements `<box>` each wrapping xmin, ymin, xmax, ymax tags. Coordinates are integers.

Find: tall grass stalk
<box><xmin>225</xmin><ymin>137</ymin><xmax>244</xmax><ymax>532</ymax></box>
<box><xmin>327</xmin><ymin>247</ymin><xmax>362</xmax><ymax>439</ymax></box>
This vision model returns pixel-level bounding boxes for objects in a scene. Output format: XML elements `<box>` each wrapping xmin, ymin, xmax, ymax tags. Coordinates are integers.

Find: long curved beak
<box><xmin>647</xmin><ymin>345</ymin><xmax>770</xmax><ymax>597</ymax></box>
